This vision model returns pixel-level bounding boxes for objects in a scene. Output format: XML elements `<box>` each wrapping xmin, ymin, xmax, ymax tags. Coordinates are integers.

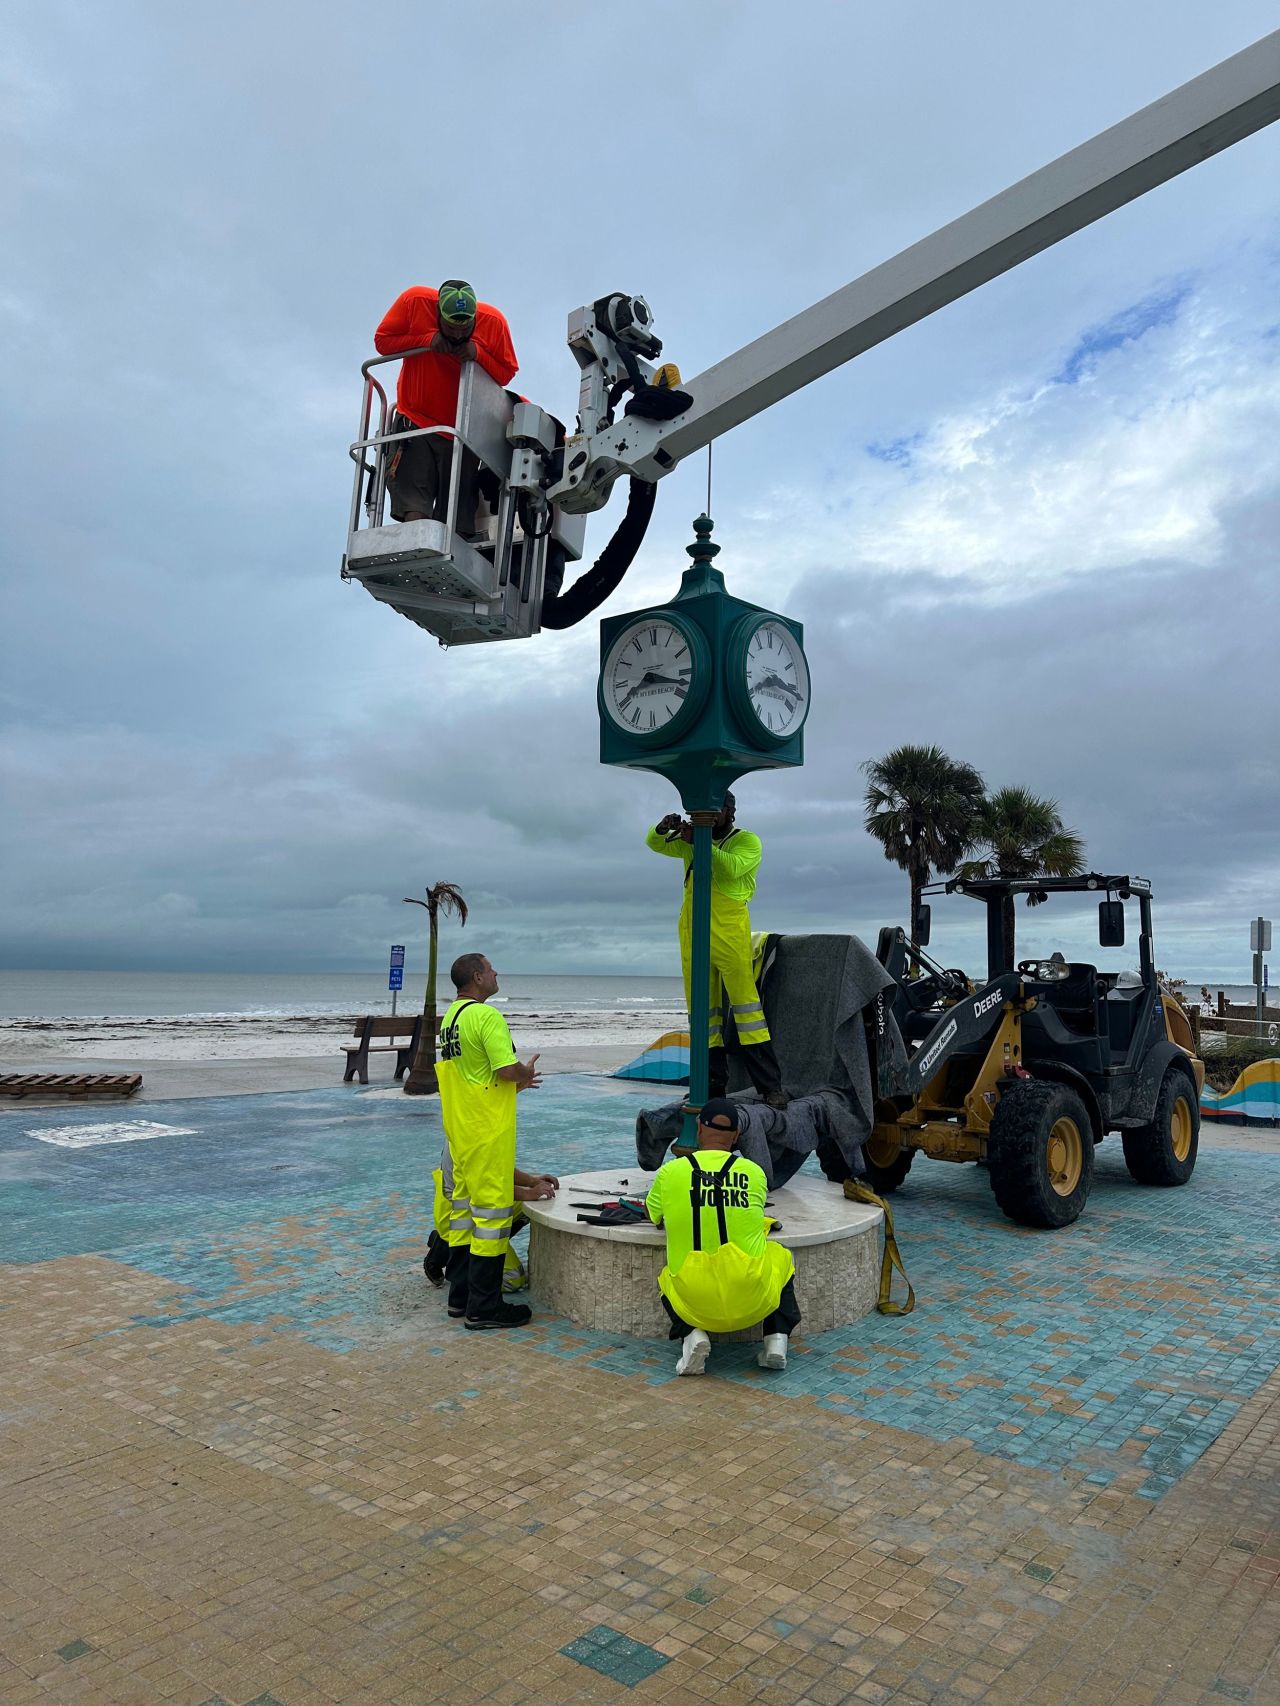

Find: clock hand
<box><xmin>619</xmin><ymin>670</ymin><xmax>683</xmax><ymax>709</ymax></box>
<box><xmin>618</xmin><ymin>669</ymin><xmax>659</xmax><ymax>708</ymax></box>
<box><xmin>757</xmin><ymin>673</ymin><xmax>805</xmax><ymax>701</ymax></box>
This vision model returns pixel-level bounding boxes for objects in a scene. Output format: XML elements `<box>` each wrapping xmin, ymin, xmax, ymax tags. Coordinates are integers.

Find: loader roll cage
<box><xmin>938</xmin><ymin>873</ymin><xmax>1155</xmax><ymax>990</ymax></box>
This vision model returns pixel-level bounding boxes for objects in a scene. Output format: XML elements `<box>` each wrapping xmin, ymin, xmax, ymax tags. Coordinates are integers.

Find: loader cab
<box><xmin>342</xmin><ymin>354</ymin><xmax>586</xmax><ymax>647</ymax></box>
<box><xmin>939</xmin><ymin>874</ymin><xmax>1165</xmax><ymax>1075</ymax></box>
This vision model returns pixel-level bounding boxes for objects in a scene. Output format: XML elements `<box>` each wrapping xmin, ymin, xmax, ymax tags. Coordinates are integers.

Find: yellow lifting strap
<box><xmin>842</xmin><ymin>1179</ymin><xmax>916</xmax><ymax>1316</ymax></box>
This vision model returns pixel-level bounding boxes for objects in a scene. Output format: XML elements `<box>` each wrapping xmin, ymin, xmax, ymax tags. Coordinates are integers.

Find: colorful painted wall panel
<box><xmin>613</xmin><ymin>1030</ymin><xmax>690</xmax><ymax>1084</ymax></box>
<box><xmin>1201</xmin><ymin>1057</ymin><xmax>1280</xmax><ymax>1125</ymax></box>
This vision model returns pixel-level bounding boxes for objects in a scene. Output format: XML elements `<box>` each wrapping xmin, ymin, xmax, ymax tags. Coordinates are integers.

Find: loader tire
<box><xmin>987</xmin><ymin>1079</ymin><xmax>1094</xmax><ymax>1228</ymax></box>
<box><xmin>1122</xmin><ymin>1068</ymin><xmax>1199</xmax><ymax>1187</ymax></box>
<box><xmin>861</xmin><ymin>1135</ymin><xmax>915</xmax><ymax>1195</ymax></box>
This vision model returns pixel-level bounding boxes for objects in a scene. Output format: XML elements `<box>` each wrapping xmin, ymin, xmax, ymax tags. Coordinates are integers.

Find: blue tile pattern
<box><xmin>560</xmin><ymin>1623</ymin><xmax>670</xmax><ymax>1687</ymax></box>
<box><xmin>4</xmin><ymin>1076</ymin><xmax>1279</xmax><ymax>1501</ymax></box>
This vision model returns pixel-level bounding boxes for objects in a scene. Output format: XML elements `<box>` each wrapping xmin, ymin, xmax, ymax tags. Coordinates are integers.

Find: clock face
<box><xmin>739</xmin><ymin>617</ymin><xmax>810</xmax><ymax>742</ymax></box>
<box><xmin>601</xmin><ymin>614</ymin><xmax>707</xmax><ymax>742</ymax></box>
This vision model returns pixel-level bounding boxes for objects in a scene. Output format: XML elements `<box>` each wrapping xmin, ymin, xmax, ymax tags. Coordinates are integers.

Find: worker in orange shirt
<box><xmin>374</xmin><ymin>279</ymin><xmax>518</xmax><ymax>535</ymax></box>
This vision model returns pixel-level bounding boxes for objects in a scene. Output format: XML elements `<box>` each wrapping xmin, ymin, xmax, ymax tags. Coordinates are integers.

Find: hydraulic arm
<box><xmin>533</xmin><ymin>29</ymin><xmax>1280</xmax><ymax>515</ymax></box>
<box><xmin>345</xmin><ymin>29</ymin><xmax>1280</xmax><ymax>645</ymax></box>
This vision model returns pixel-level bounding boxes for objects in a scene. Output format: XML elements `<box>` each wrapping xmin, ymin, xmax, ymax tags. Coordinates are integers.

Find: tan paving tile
<box><xmin>1</xmin><ymin>1255</ymin><xmax>1279</xmax><ymax>1706</ymax></box>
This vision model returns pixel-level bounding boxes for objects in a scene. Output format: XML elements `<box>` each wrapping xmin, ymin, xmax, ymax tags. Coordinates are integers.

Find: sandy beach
<box><xmin>0</xmin><ymin>1039</ymin><xmax>630</xmax><ymax>1104</ymax></box>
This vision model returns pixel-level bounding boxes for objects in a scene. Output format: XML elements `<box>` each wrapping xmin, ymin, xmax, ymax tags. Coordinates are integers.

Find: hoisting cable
<box><xmin>539</xmin><ymin>476</ymin><xmax>657</xmax><ymax>630</ymax></box>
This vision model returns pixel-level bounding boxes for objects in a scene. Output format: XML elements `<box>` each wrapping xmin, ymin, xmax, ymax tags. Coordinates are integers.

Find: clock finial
<box><xmin>687</xmin><ymin>514</ymin><xmax>719</xmax><ymax>563</ymax></box>
<box><xmin>679</xmin><ymin>513</ymin><xmax>726</xmax><ymax>597</ymax></box>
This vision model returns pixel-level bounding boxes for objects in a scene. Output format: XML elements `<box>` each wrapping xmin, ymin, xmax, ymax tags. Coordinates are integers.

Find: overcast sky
<box><xmin>2</xmin><ymin>1</ymin><xmax>1277</xmax><ymax>983</ymax></box>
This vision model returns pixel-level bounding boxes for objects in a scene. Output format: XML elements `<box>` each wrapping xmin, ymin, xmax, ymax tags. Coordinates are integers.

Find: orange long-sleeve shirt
<box><xmin>374</xmin><ymin>286</ymin><xmax>518</xmax><ymax>429</ymax></box>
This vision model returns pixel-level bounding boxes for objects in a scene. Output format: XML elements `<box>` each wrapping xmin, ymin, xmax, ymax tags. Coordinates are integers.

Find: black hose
<box><xmin>540</xmin><ymin>477</ymin><xmax>657</xmax><ymax>630</ymax></box>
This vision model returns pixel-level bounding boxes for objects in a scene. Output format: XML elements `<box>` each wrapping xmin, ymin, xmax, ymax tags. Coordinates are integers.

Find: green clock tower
<box><xmin>598</xmin><ymin>515</ymin><xmax>810</xmax><ymax>1139</ymax></box>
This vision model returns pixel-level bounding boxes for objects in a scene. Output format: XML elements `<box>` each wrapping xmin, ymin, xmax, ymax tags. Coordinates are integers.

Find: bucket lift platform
<box><xmin>343</xmin><ymin>354</ymin><xmax>584</xmax><ymax>647</ymax></box>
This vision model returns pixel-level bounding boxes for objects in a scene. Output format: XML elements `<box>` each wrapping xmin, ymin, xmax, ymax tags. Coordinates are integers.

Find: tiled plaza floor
<box><xmin>3</xmin><ymin>1077</ymin><xmax>1279</xmax><ymax>1705</ymax></box>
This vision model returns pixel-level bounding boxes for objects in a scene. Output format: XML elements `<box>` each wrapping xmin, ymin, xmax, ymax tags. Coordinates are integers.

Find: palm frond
<box><xmin>428</xmin><ymin>882</ymin><xmax>469</xmax><ymax>927</ymax></box>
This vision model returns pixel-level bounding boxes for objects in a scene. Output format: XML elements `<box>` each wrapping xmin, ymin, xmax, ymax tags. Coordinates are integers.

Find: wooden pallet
<box><xmin>0</xmin><ymin>1072</ymin><xmax>143</xmax><ymax>1100</ymax></box>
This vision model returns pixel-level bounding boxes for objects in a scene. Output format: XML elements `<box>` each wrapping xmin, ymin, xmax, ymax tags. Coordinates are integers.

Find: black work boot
<box><xmin>743</xmin><ymin>1041</ymin><xmax>787</xmax><ymax>1109</ymax></box>
<box><xmin>464</xmin><ymin>1252</ymin><xmax>532</xmax><ymax>1330</ymax></box>
<box><xmin>445</xmin><ymin>1245</ymin><xmax>470</xmax><ymax>1319</ymax></box>
<box><xmin>423</xmin><ymin>1230</ymin><xmax>448</xmax><ymax>1287</ymax></box>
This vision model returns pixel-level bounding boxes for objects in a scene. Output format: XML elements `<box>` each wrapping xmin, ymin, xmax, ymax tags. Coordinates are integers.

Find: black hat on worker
<box><xmin>697</xmin><ymin>1097</ymin><xmax>742</xmax><ymax>1134</ymax></box>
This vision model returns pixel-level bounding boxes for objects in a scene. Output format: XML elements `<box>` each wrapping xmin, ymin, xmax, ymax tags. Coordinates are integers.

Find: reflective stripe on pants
<box><xmin>678</xmin><ymin>891</ymin><xmax>771</xmax><ymax>1048</ymax></box>
<box><xmin>434</xmin><ymin>1143</ymin><xmax>476</xmax><ymax>1248</ymax></box>
<box><xmin>447</xmin><ymin>1126</ymin><xmax>518</xmax><ymax>1261</ymax></box>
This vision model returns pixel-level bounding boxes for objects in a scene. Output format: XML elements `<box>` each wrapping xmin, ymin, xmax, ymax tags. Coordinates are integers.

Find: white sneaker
<box><xmin>676</xmin><ymin>1329</ymin><xmax>711</xmax><ymax>1376</ymax></box>
<box><xmin>757</xmin><ymin>1333</ymin><xmax>788</xmax><ymax>1371</ymax></box>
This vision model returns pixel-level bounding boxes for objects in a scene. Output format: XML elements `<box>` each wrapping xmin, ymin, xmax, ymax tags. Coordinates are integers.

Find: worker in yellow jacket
<box><xmin>434</xmin><ymin>951</ymin><xmax>543</xmax><ymax>1330</ymax></box>
<box><xmin>646</xmin><ymin>1098</ymin><xmax>799</xmax><ymax>1374</ymax></box>
<box><xmin>647</xmin><ymin>791</ymin><xmax>787</xmax><ymax>1108</ymax></box>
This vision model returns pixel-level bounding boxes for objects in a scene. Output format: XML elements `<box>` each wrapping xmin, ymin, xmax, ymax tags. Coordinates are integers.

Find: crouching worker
<box><xmin>645</xmin><ymin>1098</ymin><xmax>800</xmax><ymax>1376</ymax></box>
<box><xmin>425</xmin><ymin>1146</ymin><xmax>558</xmax><ymax>1303</ymax></box>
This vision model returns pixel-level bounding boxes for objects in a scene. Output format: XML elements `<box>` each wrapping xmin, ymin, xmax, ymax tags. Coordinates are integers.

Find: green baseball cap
<box><xmin>438</xmin><ymin>280</ymin><xmax>478</xmax><ymax>325</ymax></box>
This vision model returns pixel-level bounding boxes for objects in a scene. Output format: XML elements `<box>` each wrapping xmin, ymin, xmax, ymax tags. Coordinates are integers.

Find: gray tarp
<box><xmin>636</xmin><ymin>933</ymin><xmax>907</xmax><ymax>1184</ymax></box>
<box><xmin>635</xmin><ymin>1090</ymin><xmax>866</xmax><ymax>1188</ymax></box>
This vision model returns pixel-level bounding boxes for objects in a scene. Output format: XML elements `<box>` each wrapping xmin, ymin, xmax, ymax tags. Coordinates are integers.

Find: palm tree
<box><xmin>402</xmin><ymin>882</ymin><xmax>469</xmax><ymax>1095</ymax></box>
<box><xmin>959</xmin><ymin>786</ymin><xmax>1086</xmax><ymax>970</ymax></box>
<box><xmin>862</xmin><ymin>745</ymin><xmax>986</xmax><ymax>953</ymax></box>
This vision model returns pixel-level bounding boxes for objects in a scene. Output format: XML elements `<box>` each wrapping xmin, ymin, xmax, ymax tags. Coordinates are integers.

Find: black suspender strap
<box><xmin>684</xmin><ymin>827</ymin><xmax>740</xmax><ymax>883</ymax></box>
<box><xmin>440</xmin><ymin>1000</ymin><xmax>478</xmax><ymax>1062</ymax></box>
<box><xmin>687</xmin><ymin>1154</ymin><xmax>738</xmax><ymax>1251</ymax></box>
<box><xmin>688</xmin><ymin>1161</ymin><xmax>704</xmax><ymax>1250</ymax></box>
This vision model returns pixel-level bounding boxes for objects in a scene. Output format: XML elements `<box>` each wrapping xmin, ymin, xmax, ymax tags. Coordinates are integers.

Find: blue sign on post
<box><xmin>389</xmin><ymin>944</ymin><xmax>405</xmax><ymax>992</ymax></box>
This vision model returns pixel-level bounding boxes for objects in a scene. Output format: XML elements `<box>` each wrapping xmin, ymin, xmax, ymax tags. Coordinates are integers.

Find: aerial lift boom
<box><xmin>343</xmin><ymin>30</ymin><xmax>1280</xmax><ymax>646</ymax></box>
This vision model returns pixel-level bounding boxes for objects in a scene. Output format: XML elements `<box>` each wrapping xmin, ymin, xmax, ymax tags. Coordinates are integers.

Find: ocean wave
<box><xmin>0</xmin><ymin>1004</ymin><xmax>686</xmax><ymax>1062</ymax></box>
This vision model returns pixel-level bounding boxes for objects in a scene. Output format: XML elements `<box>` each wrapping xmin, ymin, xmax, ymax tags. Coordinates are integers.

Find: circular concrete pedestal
<box><xmin>523</xmin><ymin>1168</ymin><xmax>883</xmax><ymax>1341</ymax></box>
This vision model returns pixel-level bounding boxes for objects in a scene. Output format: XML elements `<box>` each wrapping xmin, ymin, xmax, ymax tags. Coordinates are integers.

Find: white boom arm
<box><xmin>544</xmin><ymin>28</ymin><xmax>1280</xmax><ymax>513</ymax></box>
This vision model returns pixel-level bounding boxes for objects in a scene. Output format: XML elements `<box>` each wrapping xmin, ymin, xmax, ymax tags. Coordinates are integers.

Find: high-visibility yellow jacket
<box><xmin>646</xmin><ymin>1150</ymin><xmax>794</xmax><ymax>1333</ymax></box>
<box><xmin>437</xmin><ymin>997</ymin><xmax>518</xmax><ymax>1157</ymax></box>
<box><xmin>644</xmin><ymin>825</ymin><xmax>762</xmax><ymax>903</ymax></box>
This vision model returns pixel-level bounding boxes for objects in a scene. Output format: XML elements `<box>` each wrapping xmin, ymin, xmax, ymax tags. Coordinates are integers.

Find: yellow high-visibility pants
<box><xmin>435</xmin><ymin>1140</ymin><xmax>524</xmax><ymax>1279</ymax></box>
<box><xmin>677</xmin><ymin>890</ymin><xmax>771</xmax><ymax>1048</ymax></box>
<box><xmin>433</xmin><ymin>1152</ymin><xmax>465</xmax><ymax>1245</ymax></box>
<box><xmin>438</xmin><ymin>1125</ymin><xmax>517</xmax><ymax>1261</ymax></box>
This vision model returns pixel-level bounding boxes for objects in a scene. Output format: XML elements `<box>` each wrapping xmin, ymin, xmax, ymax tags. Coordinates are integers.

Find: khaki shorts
<box><xmin>387</xmin><ymin>419</ymin><xmax>478</xmax><ymax>533</ymax></box>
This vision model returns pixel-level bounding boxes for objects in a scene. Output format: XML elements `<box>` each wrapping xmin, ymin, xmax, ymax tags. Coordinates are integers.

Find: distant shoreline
<box><xmin>0</xmin><ymin>1042</ymin><xmax>632</xmax><ymax>1105</ymax></box>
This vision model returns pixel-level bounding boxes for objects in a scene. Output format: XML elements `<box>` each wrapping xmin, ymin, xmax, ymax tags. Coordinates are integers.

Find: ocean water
<box><xmin>0</xmin><ymin>970</ymin><xmax>1263</xmax><ymax>1064</ymax></box>
<box><xmin>0</xmin><ymin>970</ymin><xmax>687</xmax><ymax>1061</ymax></box>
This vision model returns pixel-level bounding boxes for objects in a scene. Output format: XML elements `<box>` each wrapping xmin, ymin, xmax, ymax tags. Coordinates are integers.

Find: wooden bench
<box><xmin>342</xmin><ymin>1015</ymin><xmax>424</xmax><ymax>1085</ymax></box>
<box><xmin>0</xmin><ymin>1072</ymin><xmax>143</xmax><ymax>1100</ymax></box>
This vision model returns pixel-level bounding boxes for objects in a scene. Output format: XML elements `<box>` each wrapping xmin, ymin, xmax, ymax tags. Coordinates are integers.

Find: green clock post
<box><xmin>598</xmin><ymin>515</ymin><xmax>810</xmax><ymax>1148</ymax></box>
